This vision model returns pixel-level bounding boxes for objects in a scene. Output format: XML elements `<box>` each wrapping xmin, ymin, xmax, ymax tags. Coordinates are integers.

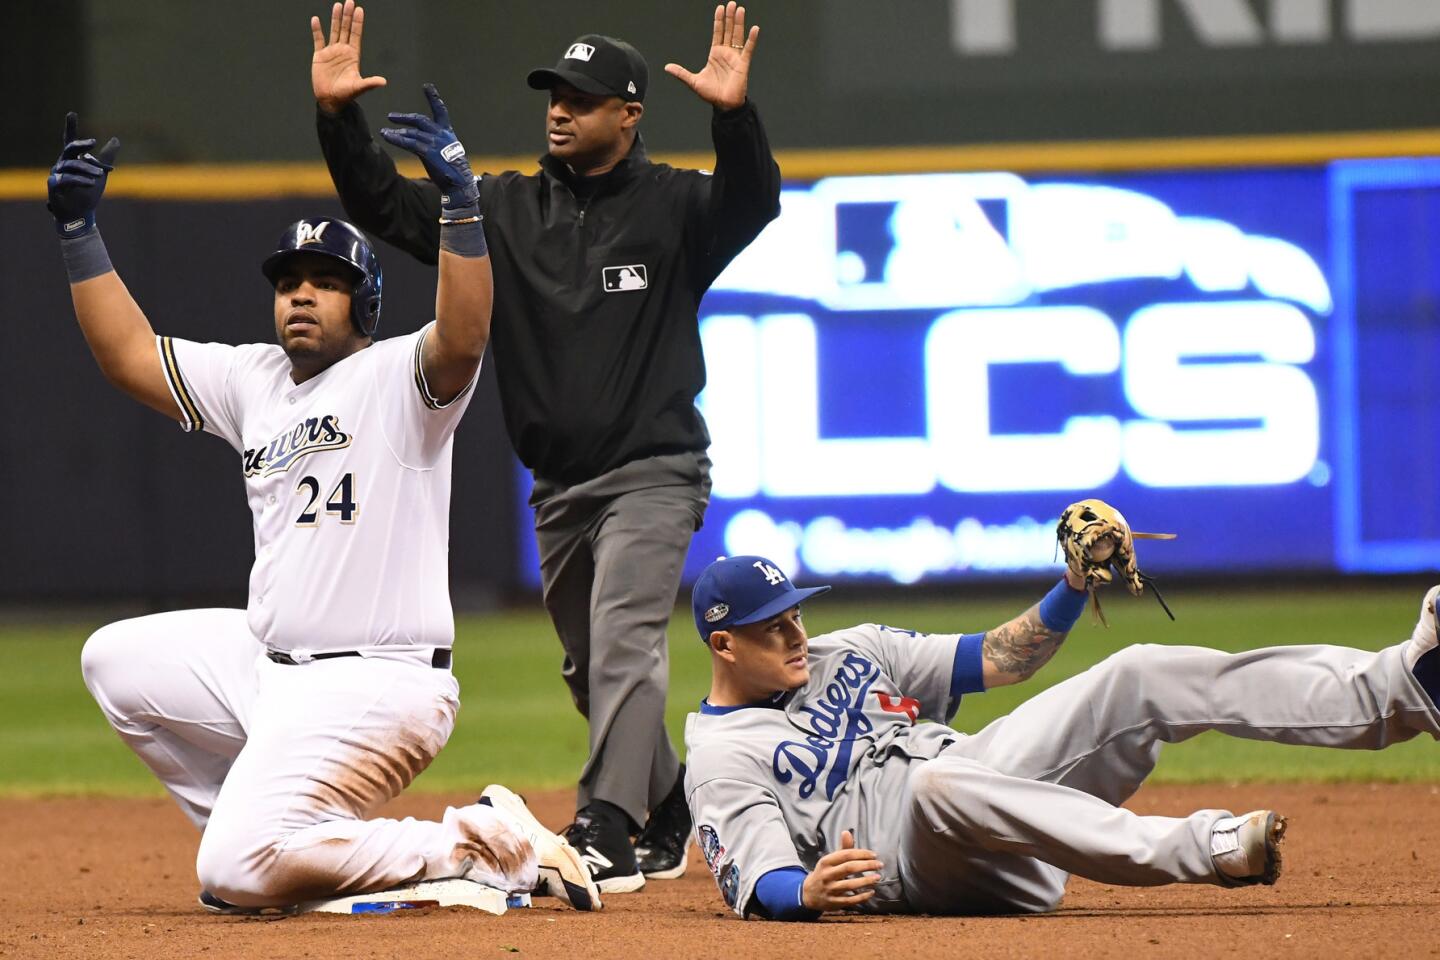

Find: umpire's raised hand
<box><xmin>46</xmin><ymin>112</ymin><xmax>120</xmax><ymax>237</ymax></box>
<box><xmin>665</xmin><ymin>1</ymin><xmax>760</xmax><ymax>112</ymax></box>
<box><xmin>311</xmin><ymin>0</ymin><xmax>388</xmax><ymax>113</ymax></box>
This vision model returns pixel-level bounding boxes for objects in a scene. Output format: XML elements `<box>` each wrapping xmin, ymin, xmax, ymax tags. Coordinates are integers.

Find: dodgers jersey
<box><xmin>156</xmin><ymin>323</ymin><xmax>477</xmax><ymax>655</ymax></box>
<box><xmin>685</xmin><ymin>625</ymin><xmax>985</xmax><ymax>918</ymax></box>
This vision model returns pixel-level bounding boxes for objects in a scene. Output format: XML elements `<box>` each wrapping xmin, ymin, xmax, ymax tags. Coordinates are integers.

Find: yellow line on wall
<box><xmin>6</xmin><ymin>129</ymin><xmax>1440</xmax><ymax>200</ymax></box>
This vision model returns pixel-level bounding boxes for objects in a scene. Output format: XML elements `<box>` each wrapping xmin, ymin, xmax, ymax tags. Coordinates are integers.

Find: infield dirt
<box><xmin>4</xmin><ymin>783</ymin><xmax>1438</xmax><ymax>960</ymax></box>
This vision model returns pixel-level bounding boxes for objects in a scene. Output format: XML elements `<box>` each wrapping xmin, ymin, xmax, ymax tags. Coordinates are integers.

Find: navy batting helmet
<box><xmin>261</xmin><ymin>218</ymin><xmax>383</xmax><ymax>336</ymax></box>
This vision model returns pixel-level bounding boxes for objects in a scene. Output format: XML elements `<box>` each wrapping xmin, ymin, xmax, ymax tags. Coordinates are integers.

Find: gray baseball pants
<box><xmin>530</xmin><ymin>451</ymin><xmax>712</xmax><ymax>827</ymax></box>
<box><xmin>894</xmin><ymin>641</ymin><xmax>1440</xmax><ymax>915</ymax></box>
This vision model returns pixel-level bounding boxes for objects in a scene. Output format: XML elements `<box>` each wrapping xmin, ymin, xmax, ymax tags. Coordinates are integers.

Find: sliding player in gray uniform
<box><xmin>49</xmin><ymin>97</ymin><xmax>599</xmax><ymax>913</ymax></box>
<box><xmin>684</xmin><ymin>542</ymin><xmax>1440</xmax><ymax>919</ymax></box>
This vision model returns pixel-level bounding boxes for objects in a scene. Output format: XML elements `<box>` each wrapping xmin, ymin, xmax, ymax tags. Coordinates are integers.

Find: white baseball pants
<box><xmin>81</xmin><ymin>608</ymin><xmax>537</xmax><ymax>907</ymax></box>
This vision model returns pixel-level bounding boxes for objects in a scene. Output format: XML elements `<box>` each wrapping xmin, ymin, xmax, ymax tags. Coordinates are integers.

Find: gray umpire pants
<box><xmin>530</xmin><ymin>451</ymin><xmax>712</xmax><ymax>827</ymax></box>
<box><xmin>893</xmin><ymin>641</ymin><xmax>1440</xmax><ymax>915</ymax></box>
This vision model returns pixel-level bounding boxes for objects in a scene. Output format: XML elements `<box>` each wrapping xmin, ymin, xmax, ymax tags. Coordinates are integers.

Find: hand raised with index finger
<box><xmin>380</xmin><ymin>84</ymin><xmax>478</xmax><ymax>209</ymax></box>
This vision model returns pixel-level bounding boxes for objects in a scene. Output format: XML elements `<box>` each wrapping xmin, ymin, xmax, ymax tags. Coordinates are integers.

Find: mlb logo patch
<box><xmin>603</xmin><ymin>264</ymin><xmax>648</xmax><ymax>292</ymax></box>
<box><xmin>565</xmin><ymin>42</ymin><xmax>595</xmax><ymax>61</ymax></box>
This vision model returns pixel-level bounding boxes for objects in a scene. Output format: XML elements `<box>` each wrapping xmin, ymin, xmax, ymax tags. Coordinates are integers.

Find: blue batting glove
<box><xmin>380</xmin><ymin>84</ymin><xmax>479</xmax><ymax>216</ymax></box>
<box><xmin>46</xmin><ymin>112</ymin><xmax>120</xmax><ymax>237</ymax></box>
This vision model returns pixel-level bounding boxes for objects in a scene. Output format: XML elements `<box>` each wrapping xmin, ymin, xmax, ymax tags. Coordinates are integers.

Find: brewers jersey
<box><xmin>684</xmin><ymin>625</ymin><xmax>986</xmax><ymax>918</ymax></box>
<box><xmin>155</xmin><ymin>323</ymin><xmax>477</xmax><ymax>655</ymax></box>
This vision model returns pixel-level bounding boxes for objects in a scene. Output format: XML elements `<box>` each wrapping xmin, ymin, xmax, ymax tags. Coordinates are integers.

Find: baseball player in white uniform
<box><xmin>47</xmin><ymin>95</ymin><xmax>600</xmax><ymax>913</ymax></box>
<box><xmin>684</xmin><ymin>538</ymin><xmax>1440</xmax><ymax>920</ymax></box>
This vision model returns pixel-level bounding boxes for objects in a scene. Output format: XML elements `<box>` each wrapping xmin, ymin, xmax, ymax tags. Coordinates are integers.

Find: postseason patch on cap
<box><xmin>704</xmin><ymin>603</ymin><xmax>730</xmax><ymax>624</ymax></box>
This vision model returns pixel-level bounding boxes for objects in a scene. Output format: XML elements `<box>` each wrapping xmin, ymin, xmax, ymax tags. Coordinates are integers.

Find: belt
<box><xmin>266</xmin><ymin>648</ymin><xmax>453</xmax><ymax>669</ymax></box>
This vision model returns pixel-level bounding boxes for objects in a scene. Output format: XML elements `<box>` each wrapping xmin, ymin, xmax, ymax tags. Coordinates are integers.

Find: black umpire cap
<box><xmin>527</xmin><ymin>35</ymin><xmax>649</xmax><ymax>102</ymax></box>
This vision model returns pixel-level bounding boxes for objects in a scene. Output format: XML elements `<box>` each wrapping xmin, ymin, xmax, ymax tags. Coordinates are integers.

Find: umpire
<box><xmin>309</xmin><ymin>1</ymin><xmax>780</xmax><ymax>894</ymax></box>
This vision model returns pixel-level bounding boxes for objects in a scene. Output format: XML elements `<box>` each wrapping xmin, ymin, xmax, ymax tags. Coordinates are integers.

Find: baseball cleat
<box><xmin>480</xmin><ymin>784</ymin><xmax>603</xmax><ymax>911</ymax></box>
<box><xmin>565</xmin><ymin>814</ymin><xmax>646</xmax><ymax>894</ymax></box>
<box><xmin>635</xmin><ymin>839</ymin><xmax>688</xmax><ymax>881</ymax></box>
<box><xmin>197</xmin><ymin>890</ymin><xmax>296</xmax><ymax>916</ymax></box>
<box><xmin>1211</xmin><ymin>810</ymin><xmax>1286</xmax><ymax>886</ymax></box>
<box><xmin>635</xmin><ymin>765</ymin><xmax>691</xmax><ymax>880</ymax></box>
<box><xmin>1402</xmin><ymin>584</ymin><xmax>1440</xmax><ymax>670</ymax></box>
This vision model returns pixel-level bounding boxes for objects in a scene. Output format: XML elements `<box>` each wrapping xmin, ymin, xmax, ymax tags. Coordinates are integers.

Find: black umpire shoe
<box><xmin>635</xmin><ymin>765</ymin><xmax>691</xmax><ymax>880</ymax></box>
<box><xmin>565</xmin><ymin>805</ymin><xmax>645</xmax><ymax>894</ymax></box>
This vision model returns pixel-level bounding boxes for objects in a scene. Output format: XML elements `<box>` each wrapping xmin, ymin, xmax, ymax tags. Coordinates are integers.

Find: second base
<box><xmin>297</xmin><ymin>878</ymin><xmax>531</xmax><ymax>915</ymax></box>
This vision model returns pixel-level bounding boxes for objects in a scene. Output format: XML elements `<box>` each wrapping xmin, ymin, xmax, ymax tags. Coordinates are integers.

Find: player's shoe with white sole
<box><xmin>1401</xmin><ymin>585</ymin><xmax>1440</xmax><ymax>707</ymax></box>
<box><xmin>634</xmin><ymin>765</ymin><xmax>690</xmax><ymax>880</ymax></box>
<box><xmin>564</xmin><ymin>813</ymin><xmax>646</xmax><ymax>894</ymax></box>
<box><xmin>1402</xmin><ymin>584</ymin><xmax>1440</xmax><ymax>669</ymax></box>
<box><xmin>197</xmin><ymin>890</ymin><xmax>296</xmax><ymax>916</ymax></box>
<box><xmin>1211</xmin><ymin>810</ymin><xmax>1286</xmax><ymax>886</ymax></box>
<box><xmin>480</xmin><ymin>784</ymin><xmax>603</xmax><ymax>911</ymax></box>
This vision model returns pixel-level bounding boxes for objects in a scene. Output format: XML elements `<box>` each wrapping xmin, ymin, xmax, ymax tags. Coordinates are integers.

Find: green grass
<box><xmin>2</xmin><ymin>584</ymin><xmax>1437</xmax><ymax>797</ymax></box>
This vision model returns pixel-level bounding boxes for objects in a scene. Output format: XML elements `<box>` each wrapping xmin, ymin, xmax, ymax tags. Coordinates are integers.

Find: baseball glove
<box><xmin>1056</xmin><ymin>500</ymin><xmax>1176</xmax><ymax>625</ymax></box>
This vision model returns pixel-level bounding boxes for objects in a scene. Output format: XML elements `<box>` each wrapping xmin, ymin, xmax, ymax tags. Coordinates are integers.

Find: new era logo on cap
<box><xmin>565</xmin><ymin>42</ymin><xmax>595</xmax><ymax>61</ymax></box>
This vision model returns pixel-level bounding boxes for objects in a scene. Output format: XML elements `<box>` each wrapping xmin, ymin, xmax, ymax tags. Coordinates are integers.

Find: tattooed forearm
<box><xmin>982</xmin><ymin>605</ymin><xmax>1067</xmax><ymax>683</ymax></box>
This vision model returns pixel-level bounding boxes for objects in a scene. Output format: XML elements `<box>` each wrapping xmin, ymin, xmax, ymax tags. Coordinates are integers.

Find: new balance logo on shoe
<box><xmin>580</xmin><ymin>848</ymin><xmax>614</xmax><ymax>872</ymax></box>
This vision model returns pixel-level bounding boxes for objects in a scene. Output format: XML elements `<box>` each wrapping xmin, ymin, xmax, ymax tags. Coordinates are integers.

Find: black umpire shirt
<box><xmin>316</xmin><ymin>101</ymin><xmax>782</xmax><ymax>486</ymax></box>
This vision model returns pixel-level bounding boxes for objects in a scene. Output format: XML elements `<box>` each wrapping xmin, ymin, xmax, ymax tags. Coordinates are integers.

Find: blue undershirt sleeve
<box><xmin>947</xmin><ymin>633</ymin><xmax>987</xmax><ymax>718</ymax></box>
<box><xmin>752</xmin><ymin>867</ymin><xmax>820</xmax><ymax>921</ymax></box>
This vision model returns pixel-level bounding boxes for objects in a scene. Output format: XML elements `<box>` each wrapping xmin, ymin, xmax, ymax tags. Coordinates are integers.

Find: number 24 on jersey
<box><xmin>294</xmin><ymin>473</ymin><xmax>358</xmax><ymax>525</ymax></box>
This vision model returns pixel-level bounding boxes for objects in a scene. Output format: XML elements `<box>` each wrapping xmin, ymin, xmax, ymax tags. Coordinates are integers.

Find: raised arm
<box><xmin>380</xmin><ymin>85</ymin><xmax>490</xmax><ymax>402</ymax></box>
<box><xmin>664</xmin><ymin>2</ymin><xmax>759</xmax><ymax>113</ymax></box>
<box><xmin>667</xmin><ymin>3</ymin><xmax>781</xmax><ymax>287</ymax></box>
<box><xmin>984</xmin><ymin>499</ymin><xmax>1173</xmax><ymax>687</ymax></box>
<box><xmin>981</xmin><ymin>568</ymin><xmax>1088</xmax><ymax>688</ymax></box>
<box><xmin>310</xmin><ymin>0</ymin><xmax>387</xmax><ymax>112</ymax></box>
<box><xmin>312</xmin><ymin>1</ymin><xmax>443</xmax><ymax>264</ymax></box>
<box><xmin>48</xmin><ymin>114</ymin><xmax>180</xmax><ymax>421</ymax></box>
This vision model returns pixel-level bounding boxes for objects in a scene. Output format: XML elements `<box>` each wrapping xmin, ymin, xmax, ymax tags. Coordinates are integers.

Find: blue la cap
<box><xmin>692</xmin><ymin>555</ymin><xmax>831</xmax><ymax>645</ymax></box>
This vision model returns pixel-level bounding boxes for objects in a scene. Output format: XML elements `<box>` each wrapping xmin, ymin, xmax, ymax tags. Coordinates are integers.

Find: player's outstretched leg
<box><xmin>896</xmin><ymin>753</ymin><xmax>1286</xmax><ymax>914</ymax></box>
<box><xmin>957</xmin><ymin>627</ymin><xmax>1440</xmax><ymax>810</ymax></box>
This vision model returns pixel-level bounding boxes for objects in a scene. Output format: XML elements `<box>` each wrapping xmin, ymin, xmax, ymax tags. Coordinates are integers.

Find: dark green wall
<box><xmin>9</xmin><ymin>1</ymin><xmax>1440</xmax><ymax>169</ymax></box>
